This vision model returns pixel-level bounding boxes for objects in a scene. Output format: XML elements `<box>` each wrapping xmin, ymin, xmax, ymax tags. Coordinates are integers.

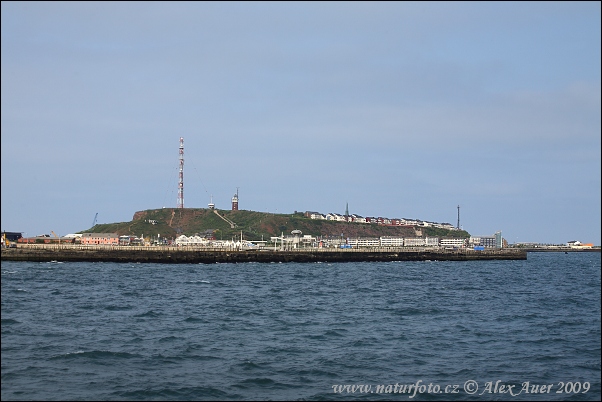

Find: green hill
<box><xmin>83</xmin><ymin>208</ymin><xmax>470</xmax><ymax>242</ymax></box>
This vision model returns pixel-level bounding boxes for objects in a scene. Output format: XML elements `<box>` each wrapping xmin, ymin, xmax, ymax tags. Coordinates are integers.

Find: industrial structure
<box><xmin>171</xmin><ymin>138</ymin><xmax>238</xmax><ymax>213</ymax></box>
<box><xmin>1</xmin><ymin>231</ymin><xmax>22</xmax><ymax>248</ymax></box>
<box><xmin>177</xmin><ymin>137</ymin><xmax>184</xmax><ymax>209</ymax></box>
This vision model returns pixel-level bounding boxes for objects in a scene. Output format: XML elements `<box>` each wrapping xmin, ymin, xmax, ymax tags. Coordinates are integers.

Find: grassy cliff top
<box><xmin>83</xmin><ymin>208</ymin><xmax>470</xmax><ymax>241</ymax></box>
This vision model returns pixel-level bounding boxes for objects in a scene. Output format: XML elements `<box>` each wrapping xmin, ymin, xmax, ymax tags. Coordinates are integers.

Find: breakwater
<box><xmin>521</xmin><ymin>247</ymin><xmax>600</xmax><ymax>252</ymax></box>
<box><xmin>1</xmin><ymin>245</ymin><xmax>526</xmax><ymax>263</ymax></box>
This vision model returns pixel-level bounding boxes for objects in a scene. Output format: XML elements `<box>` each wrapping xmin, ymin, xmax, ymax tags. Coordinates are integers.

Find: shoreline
<box><xmin>2</xmin><ymin>245</ymin><xmax>527</xmax><ymax>263</ymax></box>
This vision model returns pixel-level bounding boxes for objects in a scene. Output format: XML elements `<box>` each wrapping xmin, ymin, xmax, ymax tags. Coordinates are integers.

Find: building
<box><xmin>326</xmin><ymin>213</ymin><xmax>346</xmax><ymax>221</ymax></box>
<box><xmin>380</xmin><ymin>236</ymin><xmax>405</xmax><ymax>247</ymax></box>
<box><xmin>306</xmin><ymin>211</ymin><xmax>325</xmax><ymax>220</ymax></box>
<box><xmin>2</xmin><ymin>231</ymin><xmax>22</xmax><ymax>247</ymax></box>
<box><xmin>175</xmin><ymin>234</ymin><xmax>210</xmax><ymax>247</ymax></box>
<box><xmin>2</xmin><ymin>231</ymin><xmax>22</xmax><ymax>243</ymax></box>
<box><xmin>469</xmin><ymin>231</ymin><xmax>503</xmax><ymax>248</ymax></box>
<box><xmin>346</xmin><ymin>237</ymin><xmax>380</xmax><ymax>248</ymax></box>
<box><xmin>350</xmin><ymin>214</ymin><xmax>366</xmax><ymax>223</ymax></box>
<box><xmin>404</xmin><ymin>238</ymin><xmax>426</xmax><ymax>247</ymax></box>
<box><xmin>2</xmin><ymin>231</ymin><xmax>22</xmax><ymax>241</ymax></box>
<box><xmin>17</xmin><ymin>235</ymin><xmax>76</xmax><ymax>244</ymax></box>
<box><xmin>80</xmin><ymin>233</ymin><xmax>119</xmax><ymax>246</ymax></box>
<box><xmin>567</xmin><ymin>240</ymin><xmax>593</xmax><ymax>249</ymax></box>
<box><xmin>495</xmin><ymin>231</ymin><xmax>503</xmax><ymax>248</ymax></box>
<box><xmin>425</xmin><ymin>237</ymin><xmax>440</xmax><ymax>246</ymax></box>
<box><xmin>440</xmin><ymin>238</ymin><xmax>467</xmax><ymax>248</ymax></box>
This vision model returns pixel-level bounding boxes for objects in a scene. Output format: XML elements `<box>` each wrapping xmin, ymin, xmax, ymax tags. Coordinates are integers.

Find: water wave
<box><xmin>1</xmin><ymin>255</ymin><xmax>600</xmax><ymax>401</ymax></box>
<box><xmin>50</xmin><ymin>350</ymin><xmax>140</xmax><ymax>360</ymax></box>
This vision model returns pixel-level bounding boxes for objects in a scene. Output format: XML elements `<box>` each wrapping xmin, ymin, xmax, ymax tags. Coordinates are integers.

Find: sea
<box><xmin>1</xmin><ymin>252</ymin><xmax>600</xmax><ymax>401</ymax></box>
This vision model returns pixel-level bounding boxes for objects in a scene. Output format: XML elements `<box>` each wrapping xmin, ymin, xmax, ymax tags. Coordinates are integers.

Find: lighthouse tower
<box><xmin>231</xmin><ymin>189</ymin><xmax>239</xmax><ymax>211</ymax></box>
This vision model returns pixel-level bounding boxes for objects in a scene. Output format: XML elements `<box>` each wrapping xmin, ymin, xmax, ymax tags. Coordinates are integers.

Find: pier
<box><xmin>1</xmin><ymin>245</ymin><xmax>527</xmax><ymax>263</ymax></box>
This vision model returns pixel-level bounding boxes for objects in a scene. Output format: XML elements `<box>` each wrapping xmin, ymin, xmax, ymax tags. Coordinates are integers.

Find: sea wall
<box><xmin>1</xmin><ymin>245</ymin><xmax>527</xmax><ymax>263</ymax></box>
<box><xmin>521</xmin><ymin>247</ymin><xmax>600</xmax><ymax>252</ymax></box>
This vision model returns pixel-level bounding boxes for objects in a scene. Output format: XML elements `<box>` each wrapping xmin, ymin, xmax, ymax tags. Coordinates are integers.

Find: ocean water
<box><xmin>1</xmin><ymin>252</ymin><xmax>600</xmax><ymax>401</ymax></box>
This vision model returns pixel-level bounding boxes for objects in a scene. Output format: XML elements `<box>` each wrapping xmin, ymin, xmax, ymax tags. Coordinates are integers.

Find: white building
<box><xmin>380</xmin><ymin>236</ymin><xmax>405</xmax><ymax>247</ymax></box>
<box><xmin>404</xmin><ymin>238</ymin><xmax>426</xmax><ymax>247</ymax></box>
<box><xmin>347</xmin><ymin>237</ymin><xmax>380</xmax><ymax>247</ymax></box>
<box><xmin>351</xmin><ymin>214</ymin><xmax>367</xmax><ymax>223</ymax></box>
<box><xmin>425</xmin><ymin>237</ymin><xmax>439</xmax><ymax>246</ymax></box>
<box><xmin>440</xmin><ymin>238</ymin><xmax>467</xmax><ymax>248</ymax></box>
<box><xmin>175</xmin><ymin>235</ymin><xmax>210</xmax><ymax>247</ymax></box>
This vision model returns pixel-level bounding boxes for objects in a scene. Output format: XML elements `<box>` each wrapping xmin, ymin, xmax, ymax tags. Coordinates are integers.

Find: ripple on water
<box><xmin>1</xmin><ymin>255</ymin><xmax>600</xmax><ymax>401</ymax></box>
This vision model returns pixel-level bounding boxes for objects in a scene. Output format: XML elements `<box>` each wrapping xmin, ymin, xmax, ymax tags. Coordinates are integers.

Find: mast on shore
<box><xmin>177</xmin><ymin>137</ymin><xmax>184</xmax><ymax>209</ymax></box>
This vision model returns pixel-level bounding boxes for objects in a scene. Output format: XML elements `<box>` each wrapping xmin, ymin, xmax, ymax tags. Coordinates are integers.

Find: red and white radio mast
<box><xmin>177</xmin><ymin>137</ymin><xmax>184</xmax><ymax>209</ymax></box>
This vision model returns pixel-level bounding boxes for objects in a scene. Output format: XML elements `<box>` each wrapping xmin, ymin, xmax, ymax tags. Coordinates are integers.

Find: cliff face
<box><xmin>83</xmin><ymin>208</ymin><xmax>468</xmax><ymax>241</ymax></box>
<box><xmin>132</xmin><ymin>211</ymin><xmax>148</xmax><ymax>221</ymax></box>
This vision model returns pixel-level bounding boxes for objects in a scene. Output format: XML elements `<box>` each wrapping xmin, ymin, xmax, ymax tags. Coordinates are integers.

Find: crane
<box><xmin>92</xmin><ymin>213</ymin><xmax>98</xmax><ymax>228</ymax></box>
<box><xmin>51</xmin><ymin>231</ymin><xmax>60</xmax><ymax>245</ymax></box>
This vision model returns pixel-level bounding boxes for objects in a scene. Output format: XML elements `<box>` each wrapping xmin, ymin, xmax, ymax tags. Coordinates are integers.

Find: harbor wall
<box><xmin>1</xmin><ymin>245</ymin><xmax>527</xmax><ymax>263</ymax></box>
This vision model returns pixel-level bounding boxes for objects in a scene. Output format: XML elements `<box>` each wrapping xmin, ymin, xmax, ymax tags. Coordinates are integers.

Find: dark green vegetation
<box><xmin>84</xmin><ymin>208</ymin><xmax>470</xmax><ymax>241</ymax></box>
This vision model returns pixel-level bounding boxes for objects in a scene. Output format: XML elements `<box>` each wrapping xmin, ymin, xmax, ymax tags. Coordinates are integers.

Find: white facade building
<box><xmin>404</xmin><ymin>238</ymin><xmax>426</xmax><ymax>247</ymax></box>
<box><xmin>440</xmin><ymin>238</ymin><xmax>467</xmax><ymax>248</ymax></box>
<box><xmin>380</xmin><ymin>237</ymin><xmax>405</xmax><ymax>247</ymax></box>
<box><xmin>175</xmin><ymin>235</ymin><xmax>210</xmax><ymax>246</ymax></box>
<box><xmin>347</xmin><ymin>238</ymin><xmax>380</xmax><ymax>247</ymax></box>
<box><xmin>425</xmin><ymin>237</ymin><xmax>440</xmax><ymax>246</ymax></box>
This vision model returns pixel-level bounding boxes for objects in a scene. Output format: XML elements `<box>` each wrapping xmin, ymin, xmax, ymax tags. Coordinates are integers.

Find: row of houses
<box><xmin>160</xmin><ymin>233</ymin><xmax>473</xmax><ymax>249</ymax></box>
<box><xmin>19</xmin><ymin>233</ymin><xmax>126</xmax><ymax>246</ymax></box>
<box><xmin>330</xmin><ymin>235</ymin><xmax>502</xmax><ymax>249</ymax></box>
<box><xmin>79</xmin><ymin>231</ymin><xmax>502</xmax><ymax>248</ymax></box>
<box><xmin>341</xmin><ymin>236</ymin><xmax>443</xmax><ymax>248</ymax></box>
<box><xmin>18</xmin><ymin>233</ymin><xmax>169</xmax><ymax>246</ymax></box>
<box><xmin>264</xmin><ymin>234</ymin><xmax>470</xmax><ymax>249</ymax></box>
<box><xmin>13</xmin><ymin>231</ymin><xmax>502</xmax><ymax>249</ymax></box>
<box><xmin>324</xmin><ymin>236</ymin><xmax>468</xmax><ymax>248</ymax></box>
<box><xmin>295</xmin><ymin>230</ymin><xmax>503</xmax><ymax>248</ymax></box>
<box><xmin>174</xmin><ymin>235</ymin><xmax>259</xmax><ymax>248</ymax></box>
<box><xmin>304</xmin><ymin>211</ymin><xmax>457</xmax><ymax>231</ymax></box>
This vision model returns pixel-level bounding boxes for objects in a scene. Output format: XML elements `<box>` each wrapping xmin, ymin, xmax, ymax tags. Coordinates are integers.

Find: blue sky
<box><xmin>2</xmin><ymin>1</ymin><xmax>600</xmax><ymax>245</ymax></box>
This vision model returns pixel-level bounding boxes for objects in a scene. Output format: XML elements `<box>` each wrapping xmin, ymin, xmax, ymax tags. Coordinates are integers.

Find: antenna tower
<box><xmin>457</xmin><ymin>205</ymin><xmax>460</xmax><ymax>229</ymax></box>
<box><xmin>177</xmin><ymin>137</ymin><xmax>184</xmax><ymax>209</ymax></box>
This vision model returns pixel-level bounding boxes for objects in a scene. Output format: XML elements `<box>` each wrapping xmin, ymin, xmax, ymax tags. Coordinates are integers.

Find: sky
<box><xmin>1</xmin><ymin>1</ymin><xmax>600</xmax><ymax>245</ymax></box>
